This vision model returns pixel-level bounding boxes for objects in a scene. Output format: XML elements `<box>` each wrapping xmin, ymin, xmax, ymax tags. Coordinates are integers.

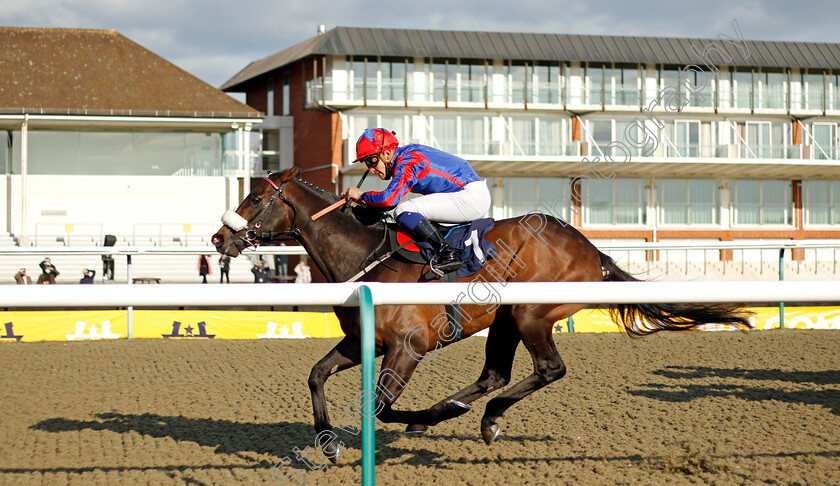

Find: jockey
<box><xmin>342</xmin><ymin>128</ymin><xmax>491</xmax><ymax>273</ymax></box>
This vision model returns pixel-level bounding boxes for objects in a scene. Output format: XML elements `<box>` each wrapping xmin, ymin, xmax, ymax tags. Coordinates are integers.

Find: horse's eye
<box><xmin>250</xmin><ymin>194</ymin><xmax>262</xmax><ymax>205</ymax></box>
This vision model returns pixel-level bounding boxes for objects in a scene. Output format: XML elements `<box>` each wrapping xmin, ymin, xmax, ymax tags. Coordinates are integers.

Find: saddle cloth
<box><xmin>390</xmin><ymin>218</ymin><xmax>497</xmax><ymax>278</ymax></box>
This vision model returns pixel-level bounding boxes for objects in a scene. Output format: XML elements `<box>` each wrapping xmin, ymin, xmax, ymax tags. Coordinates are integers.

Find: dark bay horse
<box><xmin>211</xmin><ymin>167</ymin><xmax>749</xmax><ymax>453</ymax></box>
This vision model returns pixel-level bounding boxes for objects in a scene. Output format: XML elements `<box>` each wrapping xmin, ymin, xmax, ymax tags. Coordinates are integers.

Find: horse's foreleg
<box><xmin>480</xmin><ymin>315</ymin><xmax>566</xmax><ymax>445</ymax></box>
<box><xmin>308</xmin><ymin>337</ymin><xmax>361</xmax><ymax>462</ymax></box>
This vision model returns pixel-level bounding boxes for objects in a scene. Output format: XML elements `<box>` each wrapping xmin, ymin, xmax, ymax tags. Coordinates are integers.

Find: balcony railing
<box><xmin>306</xmin><ymin>74</ymin><xmax>840</xmax><ymax>116</ymax></box>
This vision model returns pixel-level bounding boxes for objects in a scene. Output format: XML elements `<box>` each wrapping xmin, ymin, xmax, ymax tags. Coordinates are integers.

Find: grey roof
<box><xmin>221</xmin><ymin>26</ymin><xmax>840</xmax><ymax>91</ymax></box>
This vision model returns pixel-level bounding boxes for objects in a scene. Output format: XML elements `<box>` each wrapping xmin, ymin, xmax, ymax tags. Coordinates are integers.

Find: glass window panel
<box><xmin>350</xmin><ymin>59</ymin><xmax>365</xmax><ymax>100</ymax></box>
<box><xmin>512</xmin><ymin>118</ymin><xmax>535</xmax><ymax>155</ymax></box>
<box><xmin>431</xmin><ymin>62</ymin><xmax>447</xmax><ymax>102</ymax></box>
<box><xmin>183</xmin><ymin>133</ymin><xmax>222</xmax><ymax>176</ymax></box>
<box><xmin>539</xmin><ymin>118</ymin><xmax>564</xmax><ymax>156</ymax></box>
<box><xmin>833</xmin><ymin>75</ymin><xmax>840</xmax><ymax>111</ymax></box>
<box><xmin>0</xmin><ymin>131</ymin><xmax>9</xmax><ymax>174</ymax></box>
<box><xmin>132</xmin><ymin>132</ymin><xmax>185</xmax><ymax>175</ymax></box>
<box><xmin>760</xmin><ymin>71</ymin><xmax>786</xmax><ymax>109</ymax></box>
<box><xmin>79</xmin><ymin>132</ymin><xmax>133</xmax><ymax>175</ymax></box>
<box><xmin>533</xmin><ymin>64</ymin><xmax>559</xmax><ymax>104</ymax></box>
<box><xmin>675</xmin><ymin>121</ymin><xmax>700</xmax><ymax>157</ymax></box>
<box><xmin>351</xmin><ymin>116</ymin><xmax>375</xmax><ymax>141</ymax></box>
<box><xmin>616</xmin><ymin>67</ymin><xmax>639</xmax><ymax>106</ymax></box>
<box><xmin>735</xmin><ymin>70</ymin><xmax>753</xmax><ymax>109</ymax></box>
<box><xmin>812</xmin><ymin>123</ymin><xmax>836</xmax><ymax>160</ymax></box>
<box><xmin>432</xmin><ymin>117</ymin><xmax>457</xmax><ymax>153</ymax></box>
<box><xmin>660</xmin><ymin>179</ymin><xmax>687</xmax><ymax>224</ymax></box>
<box><xmin>505</xmin><ymin>177</ymin><xmax>570</xmax><ymax>219</ymax></box>
<box><xmin>735</xmin><ymin>180</ymin><xmax>791</xmax><ymax>225</ymax></box>
<box><xmin>683</xmin><ymin>69</ymin><xmax>714</xmax><ymax>108</ymax></box>
<box><xmin>24</xmin><ymin>130</ymin><xmax>224</xmax><ymax>176</ymax></box>
<box><xmin>807</xmin><ymin>72</ymin><xmax>824</xmax><ymax>110</ymax></box>
<box><xmin>461</xmin><ymin>117</ymin><xmax>485</xmax><ymax>155</ymax></box>
<box><xmin>584</xmin><ymin>178</ymin><xmax>612</xmax><ymax>224</ymax></box>
<box><xmin>690</xmin><ymin>179</ymin><xmax>717</xmax><ymax>224</ymax></box>
<box><xmin>734</xmin><ymin>180</ymin><xmax>760</xmax><ymax>224</ymax></box>
<box><xmin>459</xmin><ymin>63</ymin><xmax>483</xmax><ymax>103</ymax></box>
<box><xmin>510</xmin><ymin>64</ymin><xmax>527</xmax><ymax>104</ymax></box>
<box><xmin>661</xmin><ymin>68</ymin><xmax>680</xmax><ymax>102</ymax></box>
<box><xmin>27</xmin><ymin>131</ymin><xmax>80</xmax><ymax>174</ymax></box>
<box><xmin>719</xmin><ymin>70</ymin><xmax>734</xmax><ymax>108</ymax></box>
<box><xmin>835</xmin><ymin>181</ymin><xmax>840</xmax><ymax>224</ymax></box>
<box><xmin>807</xmin><ymin>180</ymin><xmax>830</xmax><ymax>224</ymax></box>
<box><xmin>589</xmin><ymin>120</ymin><xmax>612</xmax><ymax>154</ymax></box>
<box><xmin>614</xmin><ymin>120</ymin><xmax>641</xmax><ymax>157</ymax></box>
<box><xmin>582</xmin><ymin>178</ymin><xmax>645</xmax><ymax>225</ymax></box>
<box><xmin>746</xmin><ymin>122</ymin><xmax>781</xmax><ymax>158</ymax></box>
<box><xmin>508</xmin><ymin>177</ymin><xmax>536</xmax><ymax>217</ymax></box>
<box><xmin>588</xmin><ymin>65</ymin><xmax>606</xmax><ymax>105</ymax></box>
<box><xmin>382</xmin><ymin>60</ymin><xmax>406</xmax><ymax>102</ymax></box>
<box><xmin>380</xmin><ymin>115</ymin><xmax>406</xmax><ymax>143</ymax></box>
<box><xmin>365</xmin><ymin>59</ymin><xmax>378</xmax><ymax>101</ymax></box>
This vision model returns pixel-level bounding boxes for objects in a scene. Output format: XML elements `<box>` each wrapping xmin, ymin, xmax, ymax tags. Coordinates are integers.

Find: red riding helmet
<box><xmin>354</xmin><ymin>128</ymin><xmax>399</xmax><ymax>163</ymax></box>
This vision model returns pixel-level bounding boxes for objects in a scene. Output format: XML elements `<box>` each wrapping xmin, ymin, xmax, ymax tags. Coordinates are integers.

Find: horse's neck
<box><xmin>291</xmin><ymin>181</ymin><xmax>384</xmax><ymax>282</ymax></box>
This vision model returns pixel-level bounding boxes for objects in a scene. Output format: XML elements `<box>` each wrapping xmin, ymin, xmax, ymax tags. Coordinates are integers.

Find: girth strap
<box><xmin>442</xmin><ymin>270</ymin><xmax>464</xmax><ymax>342</ymax></box>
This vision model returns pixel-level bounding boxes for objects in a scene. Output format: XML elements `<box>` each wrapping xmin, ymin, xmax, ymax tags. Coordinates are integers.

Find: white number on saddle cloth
<box><xmin>463</xmin><ymin>229</ymin><xmax>486</xmax><ymax>263</ymax></box>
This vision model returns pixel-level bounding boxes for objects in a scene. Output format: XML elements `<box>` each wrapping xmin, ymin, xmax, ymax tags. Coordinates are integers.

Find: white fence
<box><xmin>3</xmin><ymin>281</ymin><xmax>840</xmax><ymax>308</ymax></box>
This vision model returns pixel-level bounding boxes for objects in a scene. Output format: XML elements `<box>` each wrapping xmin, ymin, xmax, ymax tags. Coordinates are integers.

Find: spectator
<box><xmin>14</xmin><ymin>268</ymin><xmax>32</xmax><ymax>285</ymax></box>
<box><xmin>251</xmin><ymin>260</ymin><xmax>272</xmax><ymax>283</ymax></box>
<box><xmin>198</xmin><ymin>255</ymin><xmax>212</xmax><ymax>284</ymax></box>
<box><xmin>219</xmin><ymin>255</ymin><xmax>231</xmax><ymax>284</ymax></box>
<box><xmin>102</xmin><ymin>254</ymin><xmax>115</xmax><ymax>280</ymax></box>
<box><xmin>80</xmin><ymin>269</ymin><xmax>96</xmax><ymax>284</ymax></box>
<box><xmin>274</xmin><ymin>242</ymin><xmax>289</xmax><ymax>279</ymax></box>
<box><xmin>38</xmin><ymin>257</ymin><xmax>59</xmax><ymax>284</ymax></box>
<box><xmin>294</xmin><ymin>257</ymin><xmax>312</xmax><ymax>284</ymax></box>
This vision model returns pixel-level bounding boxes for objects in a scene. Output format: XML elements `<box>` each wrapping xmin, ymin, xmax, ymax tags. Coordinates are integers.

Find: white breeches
<box><xmin>394</xmin><ymin>180</ymin><xmax>492</xmax><ymax>223</ymax></box>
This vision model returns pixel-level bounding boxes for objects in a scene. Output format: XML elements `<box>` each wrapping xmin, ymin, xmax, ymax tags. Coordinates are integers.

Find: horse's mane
<box><xmin>295</xmin><ymin>177</ymin><xmax>340</xmax><ymax>202</ymax></box>
<box><xmin>292</xmin><ymin>176</ymin><xmax>385</xmax><ymax>227</ymax></box>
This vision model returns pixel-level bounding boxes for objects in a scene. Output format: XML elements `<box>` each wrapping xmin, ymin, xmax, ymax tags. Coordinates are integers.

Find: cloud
<box><xmin>2</xmin><ymin>0</ymin><xmax>839</xmax><ymax>87</ymax></box>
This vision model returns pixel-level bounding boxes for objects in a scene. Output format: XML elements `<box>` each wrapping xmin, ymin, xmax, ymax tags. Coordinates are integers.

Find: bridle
<box><xmin>221</xmin><ymin>174</ymin><xmax>416</xmax><ymax>283</ymax></box>
<box><xmin>230</xmin><ymin>177</ymin><xmax>310</xmax><ymax>250</ymax></box>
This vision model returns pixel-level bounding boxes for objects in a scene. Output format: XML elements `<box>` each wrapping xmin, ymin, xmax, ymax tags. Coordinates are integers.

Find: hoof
<box><xmin>405</xmin><ymin>424</ymin><xmax>428</xmax><ymax>435</ymax></box>
<box><xmin>322</xmin><ymin>440</ymin><xmax>342</xmax><ymax>464</ymax></box>
<box><xmin>481</xmin><ymin>423</ymin><xmax>501</xmax><ymax>445</ymax></box>
<box><xmin>448</xmin><ymin>399</ymin><xmax>470</xmax><ymax>411</ymax></box>
<box><xmin>445</xmin><ymin>399</ymin><xmax>471</xmax><ymax>417</ymax></box>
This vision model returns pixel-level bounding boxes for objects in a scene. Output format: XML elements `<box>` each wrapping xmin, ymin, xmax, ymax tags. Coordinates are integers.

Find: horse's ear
<box><xmin>279</xmin><ymin>166</ymin><xmax>300</xmax><ymax>182</ymax></box>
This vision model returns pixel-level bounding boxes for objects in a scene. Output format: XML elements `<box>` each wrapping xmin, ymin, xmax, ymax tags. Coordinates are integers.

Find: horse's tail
<box><xmin>598</xmin><ymin>252</ymin><xmax>752</xmax><ymax>336</ymax></box>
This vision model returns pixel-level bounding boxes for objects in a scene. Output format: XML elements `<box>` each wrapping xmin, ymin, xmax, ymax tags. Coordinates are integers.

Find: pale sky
<box><xmin>2</xmin><ymin>0</ymin><xmax>837</xmax><ymax>90</ymax></box>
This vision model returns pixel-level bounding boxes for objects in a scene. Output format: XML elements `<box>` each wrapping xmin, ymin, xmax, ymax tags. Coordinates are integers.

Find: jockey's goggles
<box><xmin>361</xmin><ymin>154</ymin><xmax>381</xmax><ymax>169</ymax></box>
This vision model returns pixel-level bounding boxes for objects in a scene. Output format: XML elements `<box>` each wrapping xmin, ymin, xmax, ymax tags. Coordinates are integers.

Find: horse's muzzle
<box><xmin>211</xmin><ymin>233</ymin><xmax>224</xmax><ymax>249</ymax></box>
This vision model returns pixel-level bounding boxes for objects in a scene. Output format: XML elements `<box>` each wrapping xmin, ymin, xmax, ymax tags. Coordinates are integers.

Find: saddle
<box><xmin>387</xmin><ymin>218</ymin><xmax>497</xmax><ymax>278</ymax></box>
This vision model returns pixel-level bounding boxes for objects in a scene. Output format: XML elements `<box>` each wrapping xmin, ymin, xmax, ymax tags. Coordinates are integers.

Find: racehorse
<box><xmin>211</xmin><ymin>167</ymin><xmax>750</xmax><ymax>455</ymax></box>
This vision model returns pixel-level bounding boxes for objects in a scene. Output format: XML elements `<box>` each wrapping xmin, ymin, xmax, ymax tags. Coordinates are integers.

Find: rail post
<box><xmin>779</xmin><ymin>249</ymin><xmax>785</xmax><ymax>329</ymax></box>
<box><xmin>127</xmin><ymin>254</ymin><xmax>133</xmax><ymax>338</ymax></box>
<box><xmin>358</xmin><ymin>285</ymin><xmax>376</xmax><ymax>486</ymax></box>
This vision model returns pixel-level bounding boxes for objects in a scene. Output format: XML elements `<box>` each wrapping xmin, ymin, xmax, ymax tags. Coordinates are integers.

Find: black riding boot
<box><xmin>412</xmin><ymin>218</ymin><xmax>464</xmax><ymax>273</ymax></box>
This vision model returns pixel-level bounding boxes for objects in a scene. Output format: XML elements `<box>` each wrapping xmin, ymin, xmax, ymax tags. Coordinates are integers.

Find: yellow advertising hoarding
<box><xmin>1</xmin><ymin>307</ymin><xmax>838</xmax><ymax>342</ymax></box>
<box><xmin>0</xmin><ymin>310</ymin><xmax>342</xmax><ymax>342</ymax></box>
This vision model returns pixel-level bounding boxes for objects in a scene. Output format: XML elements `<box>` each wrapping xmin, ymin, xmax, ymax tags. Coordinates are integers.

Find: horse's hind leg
<box><xmin>479</xmin><ymin>304</ymin><xmax>569</xmax><ymax>445</ymax></box>
<box><xmin>308</xmin><ymin>336</ymin><xmax>362</xmax><ymax>462</ymax></box>
<box><xmin>404</xmin><ymin>319</ymin><xmax>521</xmax><ymax>433</ymax></box>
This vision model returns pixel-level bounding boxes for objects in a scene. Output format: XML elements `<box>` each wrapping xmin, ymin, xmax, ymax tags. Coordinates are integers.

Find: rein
<box><xmin>227</xmin><ymin>176</ymin><xmax>400</xmax><ymax>281</ymax></box>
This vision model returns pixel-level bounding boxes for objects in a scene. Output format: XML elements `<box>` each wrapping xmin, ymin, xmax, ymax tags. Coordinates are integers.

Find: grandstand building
<box><xmin>0</xmin><ymin>27</ymin><xmax>262</xmax><ymax>248</ymax></box>
<box><xmin>222</xmin><ymin>26</ymin><xmax>840</xmax><ymax>260</ymax></box>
